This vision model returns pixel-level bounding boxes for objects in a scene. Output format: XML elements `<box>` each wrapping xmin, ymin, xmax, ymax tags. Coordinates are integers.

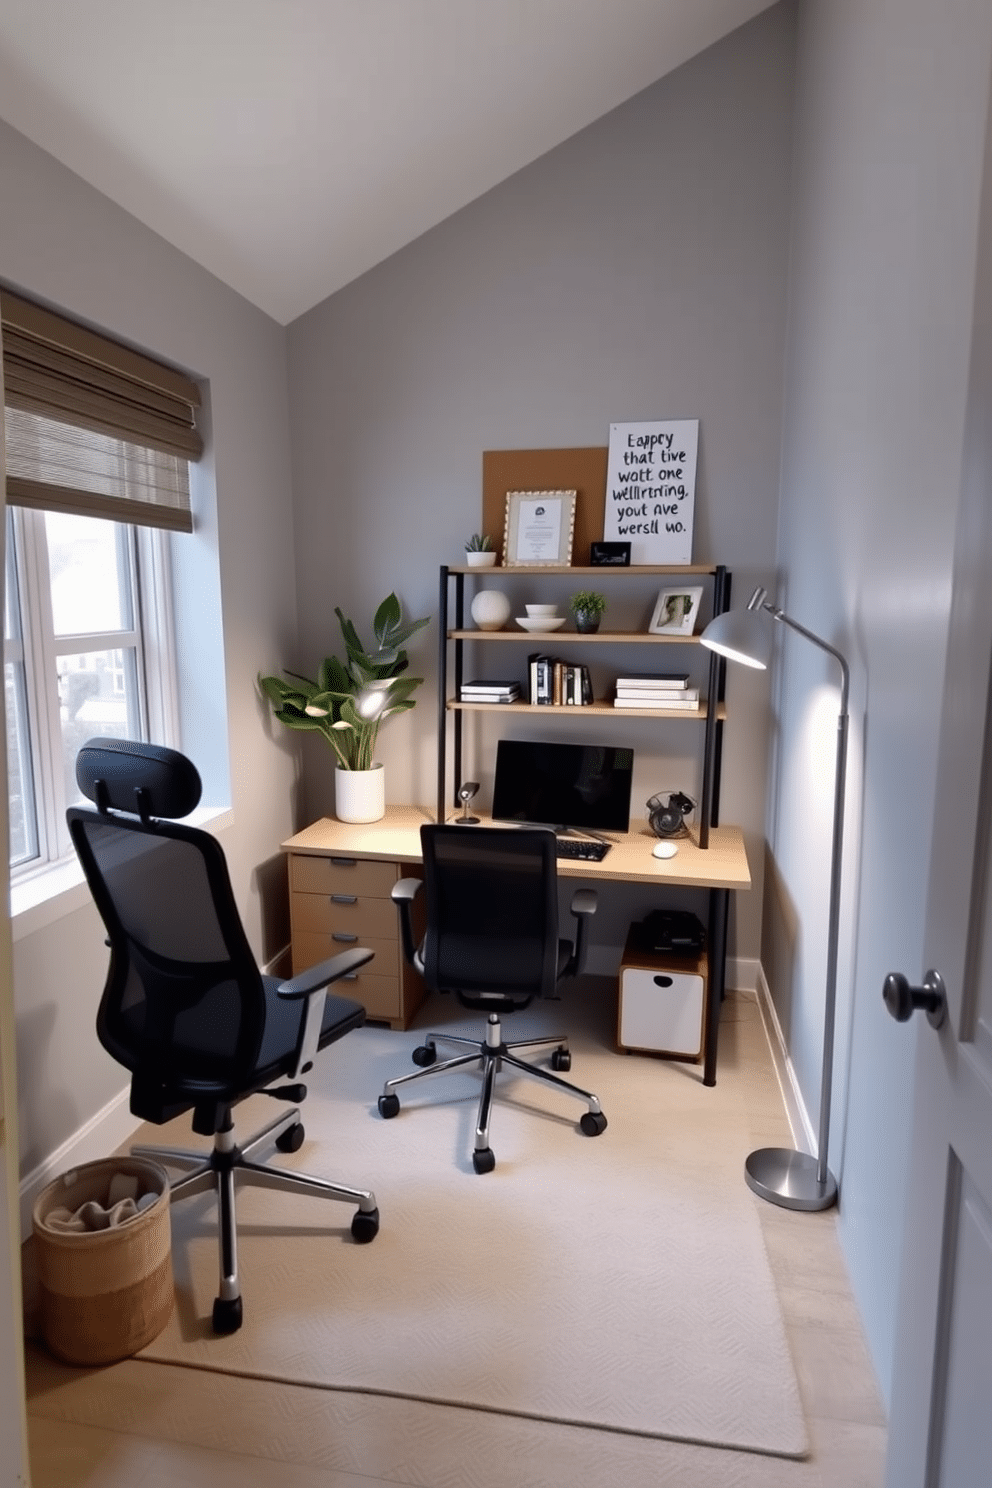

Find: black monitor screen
<box><xmin>491</xmin><ymin>739</ymin><xmax>634</xmax><ymax>833</ymax></box>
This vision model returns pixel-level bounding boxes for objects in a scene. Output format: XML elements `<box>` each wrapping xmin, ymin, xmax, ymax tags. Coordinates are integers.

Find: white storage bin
<box><xmin>618</xmin><ymin>938</ymin><xmax>708</xmax><ymax>1058</ymax></box>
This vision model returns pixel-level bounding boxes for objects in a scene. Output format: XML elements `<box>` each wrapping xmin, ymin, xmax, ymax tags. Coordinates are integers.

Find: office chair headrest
<box><xmin>75</xmin><ymin>737</ymin><xmax>202</xmax><ymax>822</ymax></box>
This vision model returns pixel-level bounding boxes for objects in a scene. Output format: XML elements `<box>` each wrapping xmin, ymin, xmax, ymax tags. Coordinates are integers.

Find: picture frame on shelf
<box><xmin>589</xmin><ymin>540</ymin><xmax>631</xmax><ymax>567</ymax></box>
<box><xmin>503</xmin><ymin>489</ymin><xmax>576</xmax><ymax>567</ymax></box>
<box><xmin>648</xmin><ymin>586</ymin><xmax>704</xmax><ymax>635</ymax></box>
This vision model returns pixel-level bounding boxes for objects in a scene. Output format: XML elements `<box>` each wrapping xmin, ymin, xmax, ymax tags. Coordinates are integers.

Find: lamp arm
<box><xmin>757</xmin><ymin>601</ymin><xmax>851</xmax><ymax>715</ymax></box>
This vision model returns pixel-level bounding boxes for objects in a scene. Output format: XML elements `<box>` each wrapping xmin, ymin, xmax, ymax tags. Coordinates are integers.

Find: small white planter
<box><xmin>465</xmin><ymin>550</ymin><xmax>497</xmax><ymax>568</ymax></box>
<box><xmin>335</xmin><ymin>763</ymin><xmax>385</xmax><ymax>824</ymax></box>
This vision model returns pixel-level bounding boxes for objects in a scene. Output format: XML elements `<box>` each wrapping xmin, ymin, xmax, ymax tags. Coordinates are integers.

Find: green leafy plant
<box><xmin>569</xmin><ymin>590</ymin><xmax>607</xmax><ymax>619</ymax></box>
<box><xmin>465</xmin><ymin>532</ymin><xmax>494</xmax><ymax>551</ymax></box>
<box><xmin>259</xmin><ymin>594</ymin><xmax>430</xmax><ymax>771</ymax></box>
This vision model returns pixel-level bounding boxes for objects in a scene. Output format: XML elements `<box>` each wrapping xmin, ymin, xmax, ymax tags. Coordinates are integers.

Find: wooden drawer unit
<box><xmin>288</xmin><ymin>850</ymin><xmax>425</xmax><ymax>1029</ymax></box>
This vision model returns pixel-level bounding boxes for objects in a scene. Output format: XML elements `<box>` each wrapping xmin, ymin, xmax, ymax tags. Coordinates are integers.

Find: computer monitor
<box><xmin>491</xmin><ymin>739</ymin><xmax>634</xmax><ymax>834</ymax></box>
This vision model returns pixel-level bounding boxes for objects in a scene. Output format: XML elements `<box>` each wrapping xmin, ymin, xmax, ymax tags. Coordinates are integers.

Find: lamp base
<box><xmin>744</xmin><ymin>1147</ymin><xmax>837</xmax><ymax>1212</ymax></box>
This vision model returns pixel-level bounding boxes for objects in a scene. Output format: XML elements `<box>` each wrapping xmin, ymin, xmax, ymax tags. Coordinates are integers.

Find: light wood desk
<box><xmin>282</xmin><ymin>805</ymin><xmax>751</xmax><ymax>1084</ymax></box>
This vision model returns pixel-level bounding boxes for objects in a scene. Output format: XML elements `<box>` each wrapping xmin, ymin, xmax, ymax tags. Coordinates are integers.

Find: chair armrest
<box><xmin>392</xmin><ymin>876</ymin><xmax>424</xmax><ymax>968</ymax></box>
<box><xmin>277</xmin><ymin>946</ymin><xmax>374</xmax><ymax>1078</ymax></box>
<box><xmin>569</xmin><ymin>888</ymin><xmax>598</xmax><ymax>978</ymax></box>
<box><xmin>570</xmin><ymin>888</ymin><xmax>598</xmax><ymax>919</ymax></box>
<box><xmin>277</xmin><ymin>945</ymin><xmax>374</xmax><ymax>999</ymax></box>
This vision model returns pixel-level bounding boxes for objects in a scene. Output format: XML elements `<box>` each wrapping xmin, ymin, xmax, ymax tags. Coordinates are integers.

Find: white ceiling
<box><xmin>0</xmin><ymin>0</ymin><xmax>774</xmax><ymax>324</ymax></box>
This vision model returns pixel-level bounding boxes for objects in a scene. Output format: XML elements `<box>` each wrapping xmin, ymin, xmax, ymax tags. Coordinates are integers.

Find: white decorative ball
<box><xmin>470</xmin><ymin>589</ymin><xmax>511</xmax><ymax>631</ymax></box>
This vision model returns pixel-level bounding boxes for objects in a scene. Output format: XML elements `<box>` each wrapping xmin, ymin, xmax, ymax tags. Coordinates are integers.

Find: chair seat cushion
<box><xmin>255</xmin><ymin>981</ymin><xmax>366</xmax><ymax>1083</ymax></box>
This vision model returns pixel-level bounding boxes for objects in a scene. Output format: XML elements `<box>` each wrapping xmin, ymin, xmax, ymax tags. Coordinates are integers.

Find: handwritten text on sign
<box><xmin>603</xmin><ymin>419</ymin><xmax>698</xmax><ymax>564</ymax></box>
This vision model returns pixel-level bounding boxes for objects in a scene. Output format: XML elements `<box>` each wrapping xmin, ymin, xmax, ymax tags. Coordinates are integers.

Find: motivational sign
<box><xmin>603</xmin><ymin>419</ymin><xmax>698</xmax><ymax>564</ymax></box>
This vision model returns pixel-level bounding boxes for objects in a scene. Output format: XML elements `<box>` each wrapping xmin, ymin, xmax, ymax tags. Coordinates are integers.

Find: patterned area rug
<box><xmin>138</xmin><ymin>982</ymin><xmax>808</xmax><ymax>1460</ymax></box>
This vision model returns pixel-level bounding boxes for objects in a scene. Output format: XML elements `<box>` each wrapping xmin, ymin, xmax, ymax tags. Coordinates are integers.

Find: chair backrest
<box><xmin>419</xmin><ymin>824</ymin><xmax>561</xmax><ymax>1006</ymax></box>
<box><xmin>68</xmin><ymin>738</ymin><xmax>269</xmax><ymax>1122</ymax></box>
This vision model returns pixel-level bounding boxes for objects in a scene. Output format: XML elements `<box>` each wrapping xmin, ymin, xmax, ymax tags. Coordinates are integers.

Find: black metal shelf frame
<box><xmin>435</xmin><ymin>564</ymin><xmax>732</xmax><ymax>846</ymax></box>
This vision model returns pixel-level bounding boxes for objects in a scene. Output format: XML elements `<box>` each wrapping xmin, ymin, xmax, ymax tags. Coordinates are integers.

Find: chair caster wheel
<box><xmin>212</xmin><ymin>1295</ymin><xmax>243</xmax><ymax>1334</ymax></box>
<box><xmin>412</xmin><ymin>1043</ymin><xmax>437</xmax><ymax>1067</ymax></box>
<box><xmin>378</xmin><ymin>1093</ymin><xmax>400</xmax><ymax>1119</ymax></box>
<box><xmin>551</xmin><ymin>1047</ymin><xmax>571</xmax><ymax>1072</ymax></box>
<box><xmin>472</xmin><ymin>1147</ymin><xmax>496</xmax><ymax>1175</ymax></box>
<box><xmin>275</xmin><ymin>1120</ymin><xmax>305</xmax><ymax>1152</ymax></box>
<box><xmin>580</xmin><ymin>1111</ymin><xmax>608</xmax><ymax>1137</ymax></box>
<box><xmin>351</xmin><ymin>1206</ymin><xmax>380</xmax><ymax>1243</ymax></box>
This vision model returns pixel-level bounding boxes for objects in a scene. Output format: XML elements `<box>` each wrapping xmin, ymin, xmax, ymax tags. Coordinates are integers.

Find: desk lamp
<box><xmin>700</xmin><ymin>586</ymin><xmax>850</xmax><ymax>1212</ymax></box>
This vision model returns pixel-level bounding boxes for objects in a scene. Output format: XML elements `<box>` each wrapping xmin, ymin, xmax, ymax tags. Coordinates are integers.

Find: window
<box><xmin>1</xmin><ymin>287</ymin><xmax>201</xmax><ymax>880</ymax></box>
<box><xmin>5</xmin><ymin>505</ymin><xmax>178</xmax><ymax>875</ymax></box>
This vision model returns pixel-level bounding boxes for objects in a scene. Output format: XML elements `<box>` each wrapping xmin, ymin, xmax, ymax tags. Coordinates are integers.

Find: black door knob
<box><xmin>883</xmin><ymin>970</ymin><xmax>946</xmax><ymax>1029</ymax></box>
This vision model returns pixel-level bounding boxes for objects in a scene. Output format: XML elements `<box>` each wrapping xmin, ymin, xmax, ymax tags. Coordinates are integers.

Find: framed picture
<box><xmin>504</xmin><ymin>490</ymin><xmax>576</xmax><ymax>567</ymax></box>
<box><xmin>648</xmin><ymin>586</ymin><xmax>704</xmax><ymax>635</ymax></box>
<box><xmin>589</xmin><ymin>541</ymin><xmax>631</xmax><ymax>567</ymax></box>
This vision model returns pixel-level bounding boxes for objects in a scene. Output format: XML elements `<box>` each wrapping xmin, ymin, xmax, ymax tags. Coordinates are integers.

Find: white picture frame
<box><xmin>503</xmin><ymin>489</ymin><xmax>576</xmax><ymax>567</ymax></box>
<box><xmin>648</xmin><ymin>586</ymin><xmax>704</xmax><ymax>635</ymax></box>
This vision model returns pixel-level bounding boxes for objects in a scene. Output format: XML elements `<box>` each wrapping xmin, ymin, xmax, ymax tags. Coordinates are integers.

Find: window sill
<box><xmin>9</xmin><ymin>805</ymin><xmax>234</xmax><ymax>942</ymax></box>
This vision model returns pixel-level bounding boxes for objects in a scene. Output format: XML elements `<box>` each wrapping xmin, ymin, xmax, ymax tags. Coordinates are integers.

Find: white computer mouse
<box><xmin>652</xmin><ymin>840</ymin><xmax>678</xmax><ymax>859</ymax></box>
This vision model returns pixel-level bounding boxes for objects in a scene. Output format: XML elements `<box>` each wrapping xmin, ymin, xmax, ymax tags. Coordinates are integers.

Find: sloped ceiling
<box><xmin>0</xmin><ymin>0</ymin><xmax>775</xmax><ymax>323</ymax></box>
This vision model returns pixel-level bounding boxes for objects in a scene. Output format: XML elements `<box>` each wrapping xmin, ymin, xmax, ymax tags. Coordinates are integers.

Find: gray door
<box><xmin>884</xmin><ymin>86</ymin><xmax>992</xmax><ymax>1488</ymax></box>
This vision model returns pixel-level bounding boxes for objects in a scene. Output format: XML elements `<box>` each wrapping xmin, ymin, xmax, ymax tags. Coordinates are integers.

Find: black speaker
<box><xmin>646</xmin><ymin>791</ymin><xmax>695</xmax><ymax>838</ymax></box>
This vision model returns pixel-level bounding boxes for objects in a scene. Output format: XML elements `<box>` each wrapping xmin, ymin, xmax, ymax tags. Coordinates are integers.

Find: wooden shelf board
<box><xmin>448</xmin><ymin>564</ymin><xmax>719</xmax><ymax>577</ymax></box>
<box><xmin>448</xmin><ymin>629</ymin><xmax>706</xmax><ymax>644</ymax></box>
<box><xmin>448</xmin><ymin>699</ymin><xmax>726</xmax><ymax>720</ymax></box>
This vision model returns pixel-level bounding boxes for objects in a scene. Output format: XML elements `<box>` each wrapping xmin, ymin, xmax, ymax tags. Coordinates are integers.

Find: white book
<box><xmin>615</xmin><ymin>687</ymin><xmax>699</xmax><ymax>702</ymax></box>
<box><xmin>613</xmin><ymin>696</ymin><xmax>700</xmax><ymax>710</ymax></box>
<box><xmin>614</xmin><ymin>674</ymin><xmax>689</xmax><ymax>689</ymax></box>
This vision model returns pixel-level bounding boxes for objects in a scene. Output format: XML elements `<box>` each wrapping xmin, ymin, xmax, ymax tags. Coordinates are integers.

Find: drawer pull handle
<box><xmin>342</xmin><ymin>972</ymin><xmax>359</xmax><ymax>981</ymax></box>
<box><xmin>653</xmin><ymin>975</ymin><xmax>674</xmax><ymax>988</ymax></box>
<box><xmin>330</xmin><ymin>857</ymin><xmax>358</xmax><ymax>867</ymax></box>
<box><xmin>331</xmin><ymin>894</ymin><xmax>358</xmax><ymax>904</ymax></box>
<box><xmin>333</xmin><ymin>932</ymin><xmax>359</xmax><ymax>943</ymax></box>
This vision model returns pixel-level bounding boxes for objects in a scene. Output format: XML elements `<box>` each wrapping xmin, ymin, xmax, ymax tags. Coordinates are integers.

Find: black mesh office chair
<box><xmin>68</xmin><ymin>737</ymin><xmax>380</xmax><ymax>1335</ymax></box>
<box><xmin>378</xmin><ymin>824</ymin><xmax>607</xmax><ymax>1173</ymax></box>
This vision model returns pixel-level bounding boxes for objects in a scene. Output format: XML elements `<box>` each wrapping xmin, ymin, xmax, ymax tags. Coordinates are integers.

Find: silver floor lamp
<box><xmin>701</xmin><ymin>586</ymin><xmax>849</xmax><ymax>1212</ymax></box>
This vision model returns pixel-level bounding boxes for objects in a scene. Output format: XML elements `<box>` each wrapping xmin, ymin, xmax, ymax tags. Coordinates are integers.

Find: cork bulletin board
<box><xmin>482</xmin><ymin>448</ymin><xmax>609</xmax><ymax>566</ymax></box>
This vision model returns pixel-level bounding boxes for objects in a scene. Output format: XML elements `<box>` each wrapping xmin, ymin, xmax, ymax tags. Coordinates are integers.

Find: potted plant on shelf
<box><xmin>259</xmin><ymin>593</ymin><xmax>430</xmax><ymax>824</ymax></box>
<box><xmin>465</xmin><ymin>533</ymin><xmax>497</xmax><ymax>568</ymax></box>
<box><xmin>570</xmin><ymin>590</ymin><xmax>607</xmax><ymax>634</ymax></box>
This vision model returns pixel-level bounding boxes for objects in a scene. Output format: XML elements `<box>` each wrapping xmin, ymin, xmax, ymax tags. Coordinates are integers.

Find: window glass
<box><xmin>5</xmin><ymin>503</ymin><xmax>175</xmax><ymax>876</ymax></box>
<box><xmin>46</xmin><ymin>511</ymin><xmax>133</xmax><ymax>636</ymax></box>
<box><xmin>57</xmin><ymin>649</ymin><xmax>142</xmax><ymax>809</ymax></box>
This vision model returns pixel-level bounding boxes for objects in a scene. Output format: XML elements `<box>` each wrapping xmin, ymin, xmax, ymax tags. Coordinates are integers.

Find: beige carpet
<box><xmin>137</xmin><ymin>980</ymin><xmax>808</xmax><ymax>1461</ymax></box>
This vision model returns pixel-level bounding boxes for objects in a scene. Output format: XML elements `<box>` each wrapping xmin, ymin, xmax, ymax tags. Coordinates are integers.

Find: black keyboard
<box><xmin>555</xmin><ymin>837</ymin><xmax>610</xmax><ymax>861</ymax></box>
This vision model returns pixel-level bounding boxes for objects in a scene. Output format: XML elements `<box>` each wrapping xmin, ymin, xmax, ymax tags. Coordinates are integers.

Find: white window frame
<box><xmin>4</xmin><ymin>504</ymin><xmax>179</xmax><ymax>880</ymax></box>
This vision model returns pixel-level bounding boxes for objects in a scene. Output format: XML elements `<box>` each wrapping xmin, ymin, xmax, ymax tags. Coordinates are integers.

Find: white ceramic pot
<box><xmin>335</xmin><ymin>763</ymin><xmax>385</xmax><ymax>824</ymax></box>
<box><xmin>465</xmin><ymin>550</ymin><xmax>497</xmax><ymax>568</ymax></box>
<box><xmin>470</xmin><ymin>589</ymin><xmax>512</xmax><ymax>631</ymax></box>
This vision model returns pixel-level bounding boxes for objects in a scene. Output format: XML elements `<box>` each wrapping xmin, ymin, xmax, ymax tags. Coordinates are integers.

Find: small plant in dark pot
<box><xmin>570</xmin><ymin>590</ymin><xmax>606</xmax><ymax>633</ymax></box>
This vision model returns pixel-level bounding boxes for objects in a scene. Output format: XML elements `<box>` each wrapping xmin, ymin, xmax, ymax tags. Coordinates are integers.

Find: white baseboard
<box><xmin>753</xmin><ymin>963</ymin><xmax>816</xmax><ymax>1155</ymax></box>
<box><xmin>18</xmin><ymin>1088</ymin><xmax>142</xmax><ymax>1243</ymax></box>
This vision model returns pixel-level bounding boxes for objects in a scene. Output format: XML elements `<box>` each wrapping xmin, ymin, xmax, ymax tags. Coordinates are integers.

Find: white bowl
<box><xmin>525</xmin><ymin>604</ymin><xmax>559</xmax><ymax>617</ymax></box>
<box><xmin>516</xmin><ymin>616</ymin><xmax>566</xmax><ymax>633</ymax></box>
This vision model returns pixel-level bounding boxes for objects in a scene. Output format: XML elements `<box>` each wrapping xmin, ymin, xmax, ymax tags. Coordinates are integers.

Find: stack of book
<box><xmin>612</xmin><ymin>673</ymin><xmax>700</xmax><ymax>710</ymax></box>
<box><xmin>528</xmin><ymin>655</ymin><xmax>593</xmax><ymax>706</ymax></box>
<box><xmin>459</xmin><ymin>679</ymin><xmax>521</xmax><ymax>704</ymax></box>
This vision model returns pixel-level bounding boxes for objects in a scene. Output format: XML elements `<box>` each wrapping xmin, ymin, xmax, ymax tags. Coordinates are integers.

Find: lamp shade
<box><xmin>700</xmin><ymin>608</ymin><xmax>772</xmax><ymax>669</ymax></box>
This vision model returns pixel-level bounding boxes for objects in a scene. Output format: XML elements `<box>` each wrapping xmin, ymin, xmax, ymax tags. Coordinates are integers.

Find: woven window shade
<box><xmin>1</xmin><ymin>289</ymin><xmax>201</xmax><ymax>532</ymax></box>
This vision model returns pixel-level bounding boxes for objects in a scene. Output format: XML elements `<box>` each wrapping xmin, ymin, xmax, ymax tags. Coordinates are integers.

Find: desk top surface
<box><xmin>282</xmin><ymin>805</ymin><xmax>751</xmax><ymax>891</ymax></box>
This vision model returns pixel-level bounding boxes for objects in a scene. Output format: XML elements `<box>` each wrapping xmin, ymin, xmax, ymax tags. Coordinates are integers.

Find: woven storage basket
<box><xmin>32</xmin><ymin>1156</ymin><xmax>173</xmax><ymax>1365</ymax></box>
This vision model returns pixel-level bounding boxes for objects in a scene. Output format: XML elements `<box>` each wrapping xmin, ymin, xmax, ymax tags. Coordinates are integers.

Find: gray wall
<box><xmin>0</xmin><ymin>116</ymin><xmax>301</xmax><ymax>1175</ymax></box>
<box><xmin>285</xmin><ymin>3</ymin><xmax>799</xmax><ymax>968</ymax></box>
<box><xmin>767</xmin><ymin>0</ymin><xmax>992</xmax><ymax>1405</ymax></box>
